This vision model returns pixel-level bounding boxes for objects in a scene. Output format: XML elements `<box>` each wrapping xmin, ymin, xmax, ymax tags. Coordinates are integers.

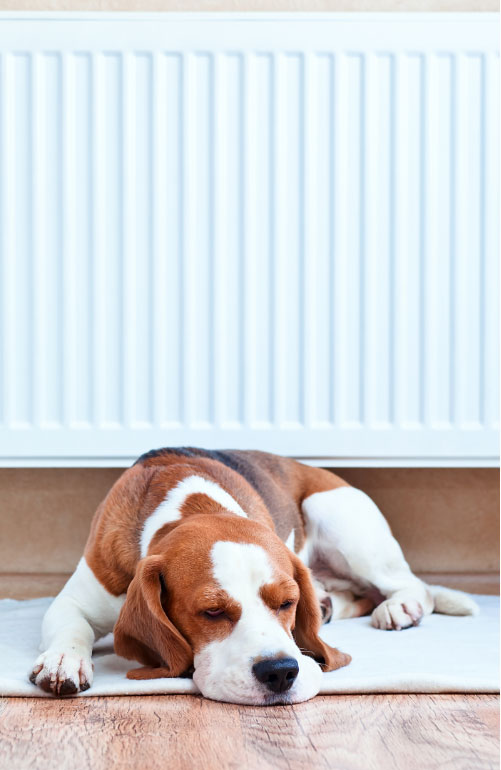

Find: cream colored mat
<box><xmin>0</xmin><ymin>595</ymin><xmax>498</xmax><ymax>697</ymax></box>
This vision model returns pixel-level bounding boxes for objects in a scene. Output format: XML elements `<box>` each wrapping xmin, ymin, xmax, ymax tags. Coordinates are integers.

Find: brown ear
<box><xmin>292</xmin><ymin>556</ymin><xmax>351</xmax><ymax>672</ymax></box>
<box><xmin>113</xmin><ymin>556</ymin><xmax>193</xmax><ymax>678</ymax></box>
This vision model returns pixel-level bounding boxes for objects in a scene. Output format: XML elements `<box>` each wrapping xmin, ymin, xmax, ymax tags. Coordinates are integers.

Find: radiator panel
<box><xmin>0</xmin><ymin>14</ymin><xmax>498</xmax><ymax>465</ymax></box>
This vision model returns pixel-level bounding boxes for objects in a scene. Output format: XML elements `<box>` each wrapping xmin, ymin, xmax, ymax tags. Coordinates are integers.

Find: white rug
<box><xmin>0</xmin><ymin>595</ymin><xmax>498</xmax><ymax>697</ymax></box>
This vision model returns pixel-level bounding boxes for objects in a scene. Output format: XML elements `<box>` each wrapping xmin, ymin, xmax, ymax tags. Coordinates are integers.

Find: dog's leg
<box><xmin>311</xmin><ymin>577</ymin><xmax>374</xmax><ymax>623</ymax></box>
<box><xmin>302</xmin><ymin>486</ymin><xmax>477</xmax><ymax>630</ymax></box>
<box><xmin>30</xmin><ymin>557</ymin><xmax>125</xmax><ymax>694</ymax></box>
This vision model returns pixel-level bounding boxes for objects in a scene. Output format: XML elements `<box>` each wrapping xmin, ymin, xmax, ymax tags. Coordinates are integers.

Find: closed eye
<box><xmin>204</xmin><ymin>609</ymin><xmax>226</xmax><ymax>619</ymax></box>
<box><xmin>279</xmin><ymin>600</ymin><xmax>294</xmax><ymax>611</ymax></box>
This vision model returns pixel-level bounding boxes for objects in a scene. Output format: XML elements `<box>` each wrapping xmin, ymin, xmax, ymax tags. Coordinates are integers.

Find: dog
<box><xmin>29</xmin><ymin>448</ymin><xmax>478</xmax><ymax>704</ymax></box>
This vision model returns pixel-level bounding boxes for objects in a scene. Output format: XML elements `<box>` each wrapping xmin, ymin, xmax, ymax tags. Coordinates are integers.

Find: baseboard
<box><xmin>417</xmin><ymin>572</ymin><xmax>500</xmax><ymax>596</ymax></box>
<box><xmin>0</xmin><ymin>573</ymin><xmax>72</xmax><ymax>600</ymax></box>
<box><xmin>0</xmin><ymin>571</ymin><xmax>498</xmax><ymax>600</ymax></box>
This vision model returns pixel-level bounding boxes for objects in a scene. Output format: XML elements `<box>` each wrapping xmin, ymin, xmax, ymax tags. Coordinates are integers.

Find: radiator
<box><xmin>0</xmin><ymin>13</ymin><xmax>498</xmax><ymax>467</ymax></box>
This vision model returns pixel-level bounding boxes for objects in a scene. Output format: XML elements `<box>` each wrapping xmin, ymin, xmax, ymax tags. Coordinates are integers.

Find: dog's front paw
<box><xmin>29</xmin><ymin>649</ymin><xmax>93</xmax><ymax>695</ymax></box>
<box><xmin>371</xmin><ymin>598</ymin><xmax>423</xmax><ymax>631</ymax></box>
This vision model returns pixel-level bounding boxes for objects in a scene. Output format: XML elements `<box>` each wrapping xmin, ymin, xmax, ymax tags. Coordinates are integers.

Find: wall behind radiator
<box><xmin>0</xmin><ymin>467</ymin><xmax>498</xmax><ymax>599</ymax></box>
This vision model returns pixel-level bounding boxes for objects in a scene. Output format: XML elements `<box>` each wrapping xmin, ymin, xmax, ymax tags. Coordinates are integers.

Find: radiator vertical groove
<box><xmin>272</xmin><ymin>53</ymin><xmax>285</xmax><ymax>429</ymax></box>
<box><xmin>328</xmin><ymin>54</ymin><xmax>335</xmax><ymax>428</ymax></box>
<box><xmin>363</xmin><ymin>53</ymin><xmax>377</xmax><ymax>429</ymax></box>
<box><xmin>358</xmin><ymin>54</ymin><xmax>366</xmax><ymax>428</ymax></box>
<box><xmin>0</xmin><ymin>55</ymin><xmax>4</xmax><ymax>427</ymax></box>
<box><xmin>483</xmin><ymin>53</ymin><xmax>500</xmax><ymax>431</ymax></box>
<box><xmin>419</xmin><ymin>54</ymin><xmax>426</xmax><ymax>427</ymax></box>
<box><xmin>242</xmin><ymin>53</ymin><xmax>255</xmax><ymax>429</ymax></box>
<box><xmin>182</xmin><ymin>52</ymin><xmax>198</xmax><ymax>429</ymax></box>
<box><xmin>0</xmin><ymin>54</ymin><xmax>15</xmax><ymax>427</ymax></box>
<box><xmin>298</xmin><ymin>52</ymin><xmax>306</xmax><ymax>429</ymax></box>
<box><xmin>301</xmin><ymin>52</ymin><xmax>308</xmax><ymax>429</ymax></box>
<box><xmin>237</xmin><ymin>54</ymin><xmax>245</xmax><ymax>429</ymax></box>
<box><xmin>265</xmin><ymin>54</ymin><xmax>274</xmax><ymax>429</ymax></box>
<box><xmin>302</xmin><ymin>52</ymin><xmax>315</xmax><ymax>429</ymax></box>
<box><xmin>332</xmin><ymin>52</ymin><xmax>349</xmax><ymax>429</ymax></box>
<box><xmin>478</xmin><ymin>54</ymin><xmax>487</xmax><ymax>425</ymax></box>
<box><xmin>161</xmin><ymin>53</ymin><xmax>183</xmax><ymax>428</ymax></box>
<box><xmin>147</xmin><ymin>55</ymin><xmax>155</xmax><ymax>428</ymax></box>
<box><xmin>393</xmin><ymin>53</ymin><xmax>408</xmax><ymax>429</ymax></box>
<box><xmin>266</xmin><ymin>53</ymin><xmax>275</xmax><ymax>430</ymax></box>
<box><xmin>388</xmin><ymin>54</ymin><xmax>396</xmax><ymax>427</ymax></box>
<box><xmin>31</xmin><ymin>53</ymin><xmax>41</xmax><ymax>429</ymax></box>
<box><xmin>212</xmin><ymin>51</ymin><xmax>225</xmax><ymax>429</ymax></box>
<box><xmin>122</xmin><ymin>52</ymin><xmax>135</xmax><ymax>429</ymax></box>
<box><xmin>91</xmin><ymin>53</ymin><xmax>105</xmax><ymax>428</ymax></box>
<box><xmin>61</xmin><ymin>53</ymin><xmax>76</xmax><ymax>428</ymax></box>
<box><xmin>423</xmin><ymin>53</ymin><xmax>437</xmax><ymax>429</ymax></box>
<box><xmin>449</xmin><ymin>54</ymin><xmax>457</xmax><ymax>428</ymax></box>
<box><xmin>207</xmin><ymin>54</ymin><xmax>215</xmax><ymax>429</ymax></box>
<box><xmin>151</xmin><ymin>52</ymin><xmax>162</xmax><ymax>427</ymax></box>
<box><xmin>33</xmin><ymin>54</ymin><xmax>41</xmax><ymax>427</ymax></box>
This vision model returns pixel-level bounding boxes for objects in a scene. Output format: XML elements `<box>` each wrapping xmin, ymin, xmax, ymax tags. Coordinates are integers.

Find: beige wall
<box><xmin>337</xmin><ymin>468</ymin><xmax>499</xmax><ymax>574</ymax></box>
<box><xmin>0</xmin><ymin>467</ymin><xmax>498</xmax><ymax>578</ymax></box>
<box><xmin>0</xmin><ymin>1</ymin><xmax>496</xmax><ymax>11</ymax></box>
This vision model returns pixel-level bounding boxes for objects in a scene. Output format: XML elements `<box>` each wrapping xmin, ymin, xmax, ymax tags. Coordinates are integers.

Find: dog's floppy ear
<box><xmin>291</xmin><ymin>555</ymin><xmax>351</xmax><ymax>672</ymax></box>
<box><xmin>113</xmin><ymin>555</ymin><xmax>193</xmax><ymax>679</ymax></box>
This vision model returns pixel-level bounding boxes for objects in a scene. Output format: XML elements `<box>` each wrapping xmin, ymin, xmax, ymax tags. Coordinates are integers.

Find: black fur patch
<box><xmin>134</xmin><ymin>446</ymin><xmax>206</xmax><ymax>465</ymax></box>
<box><xmin>134</xmin><ymin>447</ymin><xmax>289</xmax><ymax>512</ymax></box>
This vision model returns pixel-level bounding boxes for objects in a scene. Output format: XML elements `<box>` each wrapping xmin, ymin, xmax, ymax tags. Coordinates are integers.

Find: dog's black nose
<box><xmin>252</xmin><ymin>657</ymin><xmax>299</xmax><ymax>694</ymax></box>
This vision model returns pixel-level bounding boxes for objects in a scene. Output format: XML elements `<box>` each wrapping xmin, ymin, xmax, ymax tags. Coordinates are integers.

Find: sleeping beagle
<box><xmin>30</xmin><ymin>448</ymin><xmax>478</xmax><ymax>704</ymax></box>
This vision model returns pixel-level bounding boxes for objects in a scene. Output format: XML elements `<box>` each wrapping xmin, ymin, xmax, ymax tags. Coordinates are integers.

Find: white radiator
<box><xmin>0</xmin><ymin>13</ymin><xmax>498</xmax><ymax>467</ymax></box>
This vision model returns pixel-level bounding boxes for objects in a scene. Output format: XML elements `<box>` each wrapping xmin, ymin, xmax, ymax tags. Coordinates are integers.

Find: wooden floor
<box><xmin>0</xmin><ymin>693</ymin><xmax>498</xmax><ymax>770</ymax></box>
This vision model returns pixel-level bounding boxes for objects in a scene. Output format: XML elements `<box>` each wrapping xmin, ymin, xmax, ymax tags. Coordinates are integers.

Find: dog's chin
<box><xmin>198</xmin><ymin>687</ymin><xmax>314</xmax><ymax>706</ymax></box>
<box><xmin>262</xmin><ymin>692</ymin><xmax>293</xmax><ymax>706</ymax></box>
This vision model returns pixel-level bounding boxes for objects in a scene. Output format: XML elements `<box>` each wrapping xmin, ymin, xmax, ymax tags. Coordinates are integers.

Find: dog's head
<box><xmin>113</xmin><ymin>514</ymin><xmax>350</xmax><ymax>704</ymax></box>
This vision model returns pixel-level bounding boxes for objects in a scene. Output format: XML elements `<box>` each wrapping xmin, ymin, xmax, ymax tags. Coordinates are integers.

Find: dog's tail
<box><xmin>428</xmin><ymin>585</ymin><xmax>479</xmax><ymax>616</ymax></box>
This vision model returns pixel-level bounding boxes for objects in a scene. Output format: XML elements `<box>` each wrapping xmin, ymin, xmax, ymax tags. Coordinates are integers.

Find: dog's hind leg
<box><xmin>310</xmin><ymin>576</ymin><xmax>374</xmax><ymax>623</ymax></box>
<box><xmin>302</xmin><ymin>486</ymin><xmax>477</xmax><ymax>630</ymax></box>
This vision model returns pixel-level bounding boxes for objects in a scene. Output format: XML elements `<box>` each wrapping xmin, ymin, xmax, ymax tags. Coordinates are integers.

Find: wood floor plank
<box><xmin>0</xmin><ymin>694</ymin><xmax>498</xmax><ymax>770</ymax></box>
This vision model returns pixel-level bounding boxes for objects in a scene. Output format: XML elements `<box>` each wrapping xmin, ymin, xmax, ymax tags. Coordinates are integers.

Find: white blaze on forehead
<box><xmin>140</xmin><ymin>475</ymin><xmax>247</xmax><ymax>557</ymax></box>
<box><xmin>210</xmin><ymin>541</ymin><xmax>274</xmax><ymax>603</ymax></box>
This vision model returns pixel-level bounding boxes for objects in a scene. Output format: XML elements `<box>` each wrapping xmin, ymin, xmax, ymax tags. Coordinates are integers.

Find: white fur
<box><xmin>285</xmin><ymin>529</ymin><xmax>295</xmax><ymax>552</ymax></box>
<box><xmin>192</xmin><ymin>541</ymin><xmax>322</xmax><ymax>705</ymax></box>
<box><xmin>429</xmin><ymin>585</ymin><xmax>479</xmax><ymax>616</ymax></box>
<box><xmin>140</xmin><ymin>475</ymin><xmax>246</xmax><ymax>558</ymax></box>
<box><xmin>30</xmin><ymin>557</ymin><xmax>124</xmax><ymax>693</ymax></box>
<box><xmin>301</xmin><ymin>487</ymin><xmax>478</xmax><ymax>628</ymax></box>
